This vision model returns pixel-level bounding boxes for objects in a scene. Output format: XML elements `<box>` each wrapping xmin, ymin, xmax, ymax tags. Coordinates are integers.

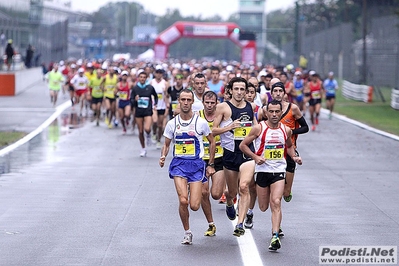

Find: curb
<box><xmin>321</xmin><ymin>108</ymin><xmax>399</xmax><ymax>142</ymax></box>
<box><xmin>0</xmin><ymin>100</ymin><xmax>72</xmax><ymax>157</ymax></box>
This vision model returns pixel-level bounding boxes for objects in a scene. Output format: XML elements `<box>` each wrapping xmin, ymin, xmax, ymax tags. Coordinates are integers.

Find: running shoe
<box><xmin>181</xmin><ymin>232</ymin><xmax>193</xmax><ymax>245</ymax></box>
<box><xmin>244</xmin><ymin>213</ymin><xmax>254</xmax><ymax>229</ymax></box>
<box><xmin>233</xmin><ymin>224</ymin><xmax>245</xmax><ymax>237</ymax></box>
<box><xmin>269</xmin><ymin>234</ymin><xmax>281</xmax><ymax>251</ymax></box>
<box><xmin>218</xmin><ymin>193</ymin><xmax>226</xmax><ymax>204</ymax></box>
<box><xmin>122</xmin><ymin>128</ymin><xmax>127</xmax><ymax>135</ymax></box>
<box><xmin>105</xmin><ymin>117</ymin><xmax>109</xmax><ymax>126</ymax></box>
<box><xmin>108</xmin><ymin>123</ymin><xmax>113</xmax><ymax>129</ymax></box>
<box><xmin>283</xmin><ymin>192</ymin><xmax>292</xmax><ymax>202</ymax></box>
<box><xmin>279</xmin><ymin>227</ymin><xmax>285</xmax><ymax>237</ymax></box>
<box><xmin>315</xmin><ymin>117</ymin><xmax>319</xmax><ymax>125</ymax></box>
<box><xmin>114</xmin><ymin>119</ymin><xmax>119</xmax><ymax>127</ymax></box>
<box><xmin>204</xmin><ymin>224</ymin><xmax>216</xmax><ymax>237</ymax></box>
<box><xmin>139</xmin><ymin>149</ymin><xmax>147</xmax><ymax>157</ymax></box>
<box><xmin>156</xmin><ymin>141</ymin><xmax>162</xmax><ymax>149</ymax></box>
<box><xmin>226</xmin><ymin>204</ymin><xmax>236</xmax><ymax>220</ymax></box>
<box><xmin>312</xmin><ymin>125</ymin><xmax>316</xmax><ymax>131</ymax></box>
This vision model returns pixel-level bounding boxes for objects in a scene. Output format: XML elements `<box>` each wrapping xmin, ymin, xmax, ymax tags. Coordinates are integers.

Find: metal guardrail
<box><xmin>342</xmin><ymin>80</ymin><xmax>373</xmax><ymax>103</ymax></box>
<box><xmin>391</xmin><ymin>88</ymin><xmax>399</xmax><ymax>110</ymax></box>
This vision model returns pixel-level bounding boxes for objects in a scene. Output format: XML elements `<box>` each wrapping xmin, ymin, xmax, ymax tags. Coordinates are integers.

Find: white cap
<box><xmin>87</xmin><ymin>62</ymin><xmax>93</xmax><ymax>68</ymax></box>
<box><xmin>328</xmin><ymin>71</ymin><xmax>334</xmax><ymax>76</ymax></box>
<box><xmin>70</xmin><ymin>64</ymin><xmax>76</xmax><ymax>69</ymax></box>
<box><xmin>78</xmin><ymin>67</ymin><xmax>84</xmax><ymax>73</ymax></box>
<box><xmin>309</xmin><ymin>70</ymin><xmax>316</xmax><ymax>76</ymax></box>
<box><xmin>226</xmin><ymin>65</ymin><xmax>233</xmax><ymax>72</ymax></box>
<box><xmin>121</xmin><ymin>70</ymin><xmax>129</xmax><ymax>76</ymax></box>
<box><xmin>155</xmin><ymin>65</ymin><xmax>163</xmax><ymax>70</ymax></box>
<box><xmin>174</xmin><ymin>63</ymin><xmax>181</xmax><ymax>69</ymax></box>
<box><xmin>294</xmin><ymin>71</ymin><xmax>302</xmax><ymax>76</ymax></box>
<box><xmin>259</xmin><ymin>70</ymin><xmax>267</xmax><ymax>77</ymax></box>
<box><xmin>131</xmin><ymin>68</ymin><xmax>137</xmax><ymax>75</ymax></box>
<box><xmin>137</xmin><ymin>69</ymin><xmax>144</xmax><ymax>75</ymax></box>
<box><xmin>59</xmin><ymin>60</ymin><xmax>65</xmax><ymax>66</ymax></box>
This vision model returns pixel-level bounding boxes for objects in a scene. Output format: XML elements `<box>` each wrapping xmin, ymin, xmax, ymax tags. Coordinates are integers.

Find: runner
<box><xmin>102</xmin><ymin>67</ymin><xmax>118</xmax><ymax>128</ymax></box>
<box><xmin>151</xmin><ymin>67</ymin><xmax>169</xmax><ymax>149</ymax></box>
<box><xmin>159</xmin><ymin>88</ymin><xmax>216</xmax><ymax>245</ymax></box>
<box><xmin>46</xmin><ymin>64</ymin><xmax>64</xmax><ymax>107</ymax></box>
<box><xmin>207</xmin><ymin>66</ymin><xmax>224</xmax><ymax>101</ymax></box>
<box><xmin>116</xmin><ymin>71</ymin><xmax>133</xmax><ymax>134</ymax></box>
<box><xmin>131</xmin><ymin>70</ymin><xmax>158</xmax><ymax>157</ymax></box>
<box><xmin>239</xmin><ymin>99</ymin><xmax>302</xmax><ymax>251</ymax></box>
<box><xmin>212</xmin><ymin>77</ymin><xmax>257</xmax><ymax>237</ymax></box>
<box><xmin>199</xmin><ymin>91</ymin><xmax>225</xmax><ymax>237</ymax></box>
<box><xmin>293</xmin><ymin>71</ymin><xmax>305</xmax><ymax>112</ymax></box>
<box><xmin>166</xmin><ymin>73</ymin><xmax>184</xmax><ymax>119</ymax></box>
<box><xmin>89</xmin><ymin>69</ymin><xmax>105</xmax><ymax>126</ymax></box>
<box><xmin>323</xmin><ymin>71</ymin><xmax>338</xmax><ymax>119</ymax></box>
<box><xmin>70</xmin><ymin>68</ymin><xmax>90</xmax><ymax>116</ymax></box>
<box><xmin>307</xmin><ymin>72</ymin><xmax>323</xmax><ymax>131</ymax></box>
<box><xmin>66</xmin><ymin>64</ymin><xmax>77</xmax><ymax>106</ymax></box>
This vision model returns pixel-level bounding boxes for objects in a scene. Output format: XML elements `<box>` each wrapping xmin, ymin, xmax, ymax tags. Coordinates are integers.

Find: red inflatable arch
<box><xmin>154</xmin><ymin>21</ymin><xmax>256</xmax><ymax>63</ymax></box>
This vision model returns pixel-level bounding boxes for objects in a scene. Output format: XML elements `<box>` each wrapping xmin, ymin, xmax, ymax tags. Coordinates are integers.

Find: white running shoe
<box><xmin>156</xmin><ymin>142</ymin><xmax>162</xmax><ymax>149</ymax></box>
<box><xmin>181</xmin><ymin>232</ymin><xmax>193</xmax><ymax>245</ymax></box>
<box><xmin>139</xmin><ymin>149</ymin><xmax>147</xmax><ymax>157</ymax></box>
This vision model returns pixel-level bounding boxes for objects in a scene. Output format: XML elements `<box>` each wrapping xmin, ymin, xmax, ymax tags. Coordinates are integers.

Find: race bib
<box><xmin>204</xmin><ymin>141</ymin><xmax>223</xmax><ymax>158</ymax></box>
<box><xmin>311</xmin><ymin>90</ymin><xmax>321</xmax><ymax>99</ymax></box>
<box><xmin>157</xmin><ymin>93</ymin><xmax>163</xmax><ymax>100</ymax></box>
<box><xmin>264</xmin><ymin>144</ymin><xmax>284</xmax><ymax>160</ymax></box>
<box><xmin>137</xmin><ymin>97</ymin><xmax>149</xmax><ymax>108</ymax></box>
<box><xmin>234</xmin><ymin>122</ymin><xmax>252</xmax><ymax>140</ymax></box>
<box><xmin>78</xmin><ymin>82</ymin><xmax>85</xmax><ymax>86</ymax></box>
<box><xmin>175</xmin><ymin>139</ymin><xmax>195</xmax><ymax>157</ymax></box>
<box><xmin>171</xmin><ymin>101</ymin><xmax>178</xmax><ymax>111</ymax></box>
<box><xmin>119</xmin><ymin>91</ymin><xmax>128</xmax><ymax>100</ymax></box>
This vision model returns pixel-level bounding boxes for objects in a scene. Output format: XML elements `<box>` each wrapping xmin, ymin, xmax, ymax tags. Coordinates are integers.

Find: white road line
<box><xmin>0</xmin><ymin>101</ymin><xmax>71</xmax><ymax>157</ymax></box>
<box><xmin>321</xmin><ymin>108</ymin><xmax>399</xmax><ymax>141</ymax></box>
<box><xmin>230</xmin><ymin>216</ymin><xmax>263</xmax><ymax>266</ymax></box>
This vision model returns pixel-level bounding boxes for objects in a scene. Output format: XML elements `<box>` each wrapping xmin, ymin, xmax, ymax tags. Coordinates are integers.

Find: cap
<box><xmin>309</xmin><ymin>70</ymin><xmax>316</xmax><ymax>76</ymax></box>
<box><xmin>121</xmin><ymin>70</ymin><xmax>129</xmax><ymax>76</ymax></box>
<box><xmin>7</xmin><ymin>39</ymin><xmax>12</xmax><ymax>44</ymax></box>
<box><xmin>78</xmin><ymin>68</ymin><xmax>85</xmax><ymax>73</ymax></box>
<box><xmin>59</xmin><ymin>60</ymin><xmax>65</xmax><ymax>66</ymax></box>
<box><xmin>70</xmin><ymin>64</ymin><xmax>76</xmax><ymax>69</ymax></box>
<box><xmin>155</xmin><ymin>65</ymin><xmax>163</xmax><ymax>70</ymax></box>
<box><xmin>259</xmin><ymin>70</ymin><xmax>267</xmax><ymax>77</ymax></box>
<box><xmin>294</xmin><ymin>71</ymin><xmax>302</xmax><ymax>76</ymax></box>
<box><xmin>87</xmin><ymin>62</ymin><xmax>93</xmax><ymax>68</ymax></box>
<box><xmin>328</xmin><ymin>71</ymin><xmax>334</xmax><ymax>76</ymax></box>
<box><xmin>226</xmin><ymin>65</ymin><xmax>233</xmax><ymax>72</ymax></box>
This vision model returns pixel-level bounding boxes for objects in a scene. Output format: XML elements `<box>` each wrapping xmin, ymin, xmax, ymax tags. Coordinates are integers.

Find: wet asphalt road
<box><xmin>0</xmin><ymin>85</ymin><xmax>398</xmax><ymax>265</ymax></box>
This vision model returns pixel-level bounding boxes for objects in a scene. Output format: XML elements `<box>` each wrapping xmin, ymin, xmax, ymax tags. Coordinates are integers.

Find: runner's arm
<box><xmin>159</xmin><ymin>137</ymin><xmax>171</xmax><ymax>168</ymax></box>
<box><xmin>239</xmin><ymin>125</ymin><xmax>263</xmax><ymax>164</ymax></box>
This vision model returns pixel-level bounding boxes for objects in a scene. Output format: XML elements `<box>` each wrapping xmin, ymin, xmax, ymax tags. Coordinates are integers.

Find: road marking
<box><xmin>321</xmin><ymin>108</ymin><xmax>399</xmax><ymax>141</ymax></box>
<box><xmin>0</xmin><ymin>101</ymin><xmax>71</xmax><ymax>157</ymax></box>
<box><xmin>230</xmin><ymin>216</ymin><xmax>263</xmax><ymax>266</ymax></box>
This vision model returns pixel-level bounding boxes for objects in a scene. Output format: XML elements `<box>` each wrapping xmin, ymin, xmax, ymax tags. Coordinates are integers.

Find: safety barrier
<box><xmin>391</xmin><ymin>88</ymin><xmax>399</xmax><ymax>110</ymax></box>
<box><xmin>0</xmin><ymin>67</ymin><xmax>42</xmax><ymax>96</ymax></box>
<box><xmin>342</xmin><ymin>80</ymin><xmax>373</xmax><ymax>103</ymax></box>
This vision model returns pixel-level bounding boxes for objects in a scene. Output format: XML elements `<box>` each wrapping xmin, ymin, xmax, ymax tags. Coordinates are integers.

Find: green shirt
<box><xmin>90</xmin><ymin>76</ymin><xmax>104</xmax><ymax>98</ymax></box>
<box><xmin>48</xmin><ymin>71</ymin><xmax>63</xmax><ymax>91</ymax></box>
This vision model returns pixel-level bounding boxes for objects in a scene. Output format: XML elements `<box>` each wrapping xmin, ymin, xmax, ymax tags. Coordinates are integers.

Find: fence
<box><xmin>282</xmin><ymin>15</ymin><xmax>399</xmax><ymax>89</ymax></box>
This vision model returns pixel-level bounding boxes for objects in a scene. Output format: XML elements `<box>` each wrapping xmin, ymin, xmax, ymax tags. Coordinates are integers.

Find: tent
<box><xmin>137</xmin><ymin>49</ymin><xmax>154</xmax><ymax>60</ymax></box>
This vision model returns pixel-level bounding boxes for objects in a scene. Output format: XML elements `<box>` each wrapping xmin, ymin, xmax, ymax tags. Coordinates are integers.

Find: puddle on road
<box><xmin>0</xmin><ymin>110</ymin><xmax>88</xmax><ymax>176</ymax></box>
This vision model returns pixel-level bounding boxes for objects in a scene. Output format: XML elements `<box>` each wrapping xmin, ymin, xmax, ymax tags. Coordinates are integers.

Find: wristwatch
<box><xmin>208</xmin><ymin>163</ymin><xmax>215</xmax><ymax>167</ymax></box>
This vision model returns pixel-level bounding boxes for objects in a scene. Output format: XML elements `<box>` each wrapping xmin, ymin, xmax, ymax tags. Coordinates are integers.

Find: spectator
<box><xmin>25</xmin><ymin>44</ymin><xmax>34</xmax><ymax>68</ymax></box>
<box><xmin>5</xmin><ymin>39</ymin><xmax>14</xmax><ymax>71</ymax></box>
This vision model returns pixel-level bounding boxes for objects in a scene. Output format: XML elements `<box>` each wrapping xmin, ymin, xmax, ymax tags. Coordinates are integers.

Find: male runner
<box><xmin>239</xmin><ymin>99</ymin><xmax>302</xmax><ymax>251</ymax></box>
<box><xmin>151</xmin><ymin>67</ymin><xmax>169</xmax><ymax>148</ymax></box>
<box><xmin>323</xmin><ymin>71</ymin><xmax>338</xmax><ymax>119</ymax></box>
<box><xmin>102</xmin><ymin>67</ymin><xmax>118</xmax><ymax>128</ymax></box>
<box><xmin>131</xmin><ymin>71</ymin><xmax>158</xmax><ymax>157</ymax></box>
<box><xmin>159</xmin><ymin>88</ymin><xmax>215</xmax><ymax>245</ymax></box>
<box><xmin>89</xmin><ymin>69</ymin><xmax>105</xmax><ymax>126</ymax></box>
<box><xmin>199</xmin><ymin>91</ymin><xmax>225</xmax><ymax>237</ymax></box>
<box><xmin>212</xmin><ymin>77</ymin><xmax>257</xmax><ymax>237</ymax></box>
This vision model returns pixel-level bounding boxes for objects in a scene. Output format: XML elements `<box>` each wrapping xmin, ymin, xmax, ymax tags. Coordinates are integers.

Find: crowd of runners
<box><xmin>44</xmin><ymin>58</ymin><xmax>339</xmax><ymax>250</ymax></box>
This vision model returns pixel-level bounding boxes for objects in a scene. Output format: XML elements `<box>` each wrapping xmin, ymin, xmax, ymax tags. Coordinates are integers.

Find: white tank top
<box><xmin>254</xmin><ymin>121</ymin><xmax>287</xmax><ymax>173</ymax></box>
<box><xmin>192</xmin><ymin>92</ymin><xmax>204</xmax><ymax>114</ymax></box>
<box><xmin>151</xmin><ymin>79</ymin><xmax>167</xmax><ymax>110</ymax></box>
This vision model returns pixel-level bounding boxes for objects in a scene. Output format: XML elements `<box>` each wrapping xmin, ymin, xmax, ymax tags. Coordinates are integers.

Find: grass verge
<box><xmin>331</xmin><ymin>86</ymin><xmax>399</xmax><ymax>136</ymax></box>
<box><xmin>0</xmin><ymin>131</ymin><xmax>27</xmax><ymax>149</ymax></box>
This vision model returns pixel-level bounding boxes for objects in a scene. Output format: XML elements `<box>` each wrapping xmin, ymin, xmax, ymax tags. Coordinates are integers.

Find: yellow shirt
<box><xmin>103</xmin><ymin>74</ymin><xmax>118</xmax><ymax>99</ymax></box>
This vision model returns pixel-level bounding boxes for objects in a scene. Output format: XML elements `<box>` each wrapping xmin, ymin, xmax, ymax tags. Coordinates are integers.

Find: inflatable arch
<box><xmin>154</xmin><ymin>21</ymin><xmax>256</xmax><ymax>63</ymax></box>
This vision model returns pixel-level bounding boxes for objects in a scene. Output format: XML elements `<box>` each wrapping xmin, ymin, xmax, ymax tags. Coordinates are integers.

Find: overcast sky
<box><xmin>70</xmin><ymin>0</ymin><xmax>296</xmax><ymax>19</ymax></box>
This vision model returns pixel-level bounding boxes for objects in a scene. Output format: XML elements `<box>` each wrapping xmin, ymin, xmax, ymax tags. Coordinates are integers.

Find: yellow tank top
<box><xmin>199</xmin><ymin>110</ymin><xmax>223</xmax><ymax>160</ymax></box>
<box><xmin>104</xmin><ymin>74</ymin><xmax>118</xmax><ymax>99</ymax></box>
<box><xmin>90</xmin><ymin>76</ymin><xmax>104</xmax><ymax>98</ymax></box>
